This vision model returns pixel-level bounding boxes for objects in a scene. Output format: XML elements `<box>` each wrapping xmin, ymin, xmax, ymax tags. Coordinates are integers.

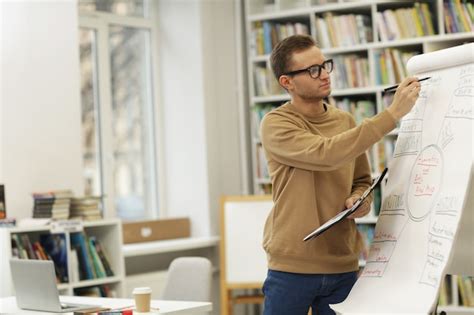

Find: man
<box><xmin>260</xmin><ymin>35</ymin><xmax>421</xmax><ymax>315</ymax></box>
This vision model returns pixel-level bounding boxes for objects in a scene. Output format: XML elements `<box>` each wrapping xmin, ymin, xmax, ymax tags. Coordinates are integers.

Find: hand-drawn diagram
<box><xmin>361</xmin><ymin>65</ymin><xmax>474</xmax><ymax>287</ymax></box>
<box><xmin>332</xmin><ymin>44</ymin><xmax>473</xmax><ymax>315</ymax></box>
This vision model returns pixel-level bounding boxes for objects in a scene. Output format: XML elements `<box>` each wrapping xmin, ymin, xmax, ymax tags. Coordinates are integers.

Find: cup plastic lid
<box><xmin>133</xmin><ymin>287</ymin><xmax>152</xmax><ymax>294</ymax></box>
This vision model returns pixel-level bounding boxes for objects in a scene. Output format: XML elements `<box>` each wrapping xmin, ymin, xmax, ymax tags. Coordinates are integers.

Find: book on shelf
<box><xmin>444</xmin><ymin>0</ymin><xmax>474</xmax><ymax>34</ymax></box>
<box><xmin>88</xmin><ymin>237</ymin><xmax>106</xmax><ymax>278</ymax></box>
<box><xmin>376</xmin><ymin>3</ymin><xmax>435</xmax><ymax>41</ymax></box>
<box><xmin>11</xmin><ymin>232</ymin><xmax>69</xmax><ymax>283</ymax></box>
<box><xmin>254</xmin><ymin>65</ymin><xmax>284</xmax><ymax>96</ymax></box>
<box><xmin>0</xmin><ymin>218</ymin><xmax>16</xmax><ymax>227</ymax></box>
<box><xmin>457</xmin><ymin>275</ymin><xmax>474</xmax><ymax>306</ymax></box>
<box><xmin>438</xmin><ymin>275</ymin><xmax>453</xmax><ymax>306</ymax></box>
<box><xmin>70</xmin><ymin>232</ymin><xmax>95</xmax><ymax>280</ymax></box>
<box><xmin>316</xmin><ymin>13</ymin><xmax>372</xmax><ymax>48</ymax></box>
<box><xmin>32</xmin><ymin>189</ymin><xmax>74</xmax><ymax>200</ymax></box>
<box><xmin>70</xmin><ymin>196</ymin><xmax>103</xmax><ymax>221</ymax></box>
<box><xmin>251</xmin><ymin>21</ymin><xmax>309</xmax><ymax>56</ymax></box>
<box><xmin>70</xmin><ymin>231</ymin><xmax>114</xmax><ymax>281</ymax></box>
<box><xmin>92</xmin><ymin>237</ymin><xmax>114</xmax><ymax>277</ymax></box>
<box><xmin>70</xmin><ymin>247</ymin><xmax>80</xmax><ymax>283</ymax></box>
<box><xmin>32</xmin><ymin>189</ymin><xmax>73</xmax><ymax>220</ymax></box>
<box><xmin>331</xmin><ymin>55</ymin><xmax>370</xmax><ymax>89</ymax></box>
<box><xmin>373</xmin><ymin>186</ymin><xmax>382</xmax><ymax>216</ymax></box>
<box><xmin>40</xmin><ymin>233</ymin><xmax>69</xmax><ymax>283</ymax></box>
<box><xmin>375</xmin><ymin>48</ymin><xmax>420</xmax><ymax>85</ymax></box>
<box><xmin>252</xmin><ymin>103</ymin><xmax>277</xmax><ymax>138</ymax></box>
<box><xmin>330</xmin><ymin>98</ymin><xmax>376</xmax><ymax>125</ymax></box>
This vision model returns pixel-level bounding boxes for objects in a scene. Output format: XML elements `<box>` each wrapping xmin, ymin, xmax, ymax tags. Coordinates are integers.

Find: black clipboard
<box><xmin>303</xmin><ymin>168</ymin><xmax>388</xmax><ymax>242</ymax></box>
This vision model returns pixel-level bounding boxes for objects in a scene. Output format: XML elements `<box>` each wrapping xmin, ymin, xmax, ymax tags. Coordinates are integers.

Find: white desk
<box><xmin>0</xmin><ymin>296</ymin><xmax>212</xmax><ymax>314</ymax></box>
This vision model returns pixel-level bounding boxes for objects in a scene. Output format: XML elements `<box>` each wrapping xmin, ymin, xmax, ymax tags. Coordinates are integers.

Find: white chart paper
<box><xmin>332</xmin><ymin>43</ymin><xmax>474</xmax><ymax>314</ymax></box>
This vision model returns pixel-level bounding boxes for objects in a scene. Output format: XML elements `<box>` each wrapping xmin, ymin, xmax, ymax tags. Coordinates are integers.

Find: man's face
<box><xmin>282</xmin><ymin>46</ymin><xmax>331</xmax><ymax>101</ymax></box>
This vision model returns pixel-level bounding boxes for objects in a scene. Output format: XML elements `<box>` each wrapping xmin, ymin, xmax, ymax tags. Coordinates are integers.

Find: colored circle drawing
<box><xmin>406</xmin><ymin>145</ymin><xmax>443</xmax><ymax>221</ymax></box>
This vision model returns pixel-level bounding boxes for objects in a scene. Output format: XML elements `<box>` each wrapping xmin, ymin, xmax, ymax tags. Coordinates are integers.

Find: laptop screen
<box><xmin>10</xmin><ymin>259</ymin><xmax>63</xmax><ymax>312</ymax></box>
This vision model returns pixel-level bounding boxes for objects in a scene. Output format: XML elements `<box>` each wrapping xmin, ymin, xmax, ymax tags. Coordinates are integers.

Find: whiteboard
<box><xmin>333</xmin><ymin>43</ymin><xmax>474</xmax><ymax>314</ymax></box>
<box><xmin>221</xmin><ymin>196</ymin><xmax>273</xmax><ymax>285</ymax></box>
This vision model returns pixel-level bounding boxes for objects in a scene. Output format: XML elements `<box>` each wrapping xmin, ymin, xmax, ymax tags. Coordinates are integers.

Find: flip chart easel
<box><xmin>219</xmin><ymin>195</ymin><xmax>273</xmax><ymax>315</ymax></box>
<box><xmin>332</xmin><ymin>43</ymin><xmax>474</xmax><ymax>314</ymax></box>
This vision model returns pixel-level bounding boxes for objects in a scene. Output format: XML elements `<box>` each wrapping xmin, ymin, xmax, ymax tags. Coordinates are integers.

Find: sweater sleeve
<box><xmin>350</xmin><ymin>152</ymin><xmax>374</xmax><ymax>207</ymax></box>
<box><xmin>260</xmin><ymin>109</ymin><xmax>396</xmax><ymax>172</ymax></box>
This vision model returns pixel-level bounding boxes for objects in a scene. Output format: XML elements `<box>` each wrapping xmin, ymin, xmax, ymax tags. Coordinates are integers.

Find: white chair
<box><xmin>161</xmin><ymin>257</ymin><xmax>212</xmax><ymax>302</ymax></box>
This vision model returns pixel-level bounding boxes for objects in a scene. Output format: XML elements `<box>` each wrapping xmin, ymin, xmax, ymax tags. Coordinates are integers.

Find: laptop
<box><xmin>10</xmin><ymin>259</ymin><xmax>98</xmax><ymax>313</ymax></box>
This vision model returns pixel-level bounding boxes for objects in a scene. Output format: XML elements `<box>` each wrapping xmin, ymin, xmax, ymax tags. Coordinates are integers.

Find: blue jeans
<box><xmin>262</xmin><ymin>269</ymin><xmax>357</xmax><ymax>315</ymax></box>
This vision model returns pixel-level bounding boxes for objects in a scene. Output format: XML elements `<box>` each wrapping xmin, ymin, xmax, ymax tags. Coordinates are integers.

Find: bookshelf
<box><xmin>0</xmin><ymin>219</ymin><xmax>125</xmax><ymax>298</ymax></box>
<box><xmin>242</xmin><ymin>0</ymin><xmax>473</xmax><ymax>311</ymax></box>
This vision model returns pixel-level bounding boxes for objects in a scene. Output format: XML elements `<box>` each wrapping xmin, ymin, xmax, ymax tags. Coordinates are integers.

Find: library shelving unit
<box><xmin>242</xmin><ymin>0</ymin><xmax>474</xmax><ymax>312</ymax></box>
<box><xmin>0</xmin><ymin>218</ymin><xmax>125</xmax><ymax>298</ymax></box>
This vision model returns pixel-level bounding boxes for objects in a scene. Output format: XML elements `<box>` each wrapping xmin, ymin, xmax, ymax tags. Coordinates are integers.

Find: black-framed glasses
<box><xmin>283</xmin><ymin>59</ymin><xmax>334</xmax><ymax>79</ymax></box>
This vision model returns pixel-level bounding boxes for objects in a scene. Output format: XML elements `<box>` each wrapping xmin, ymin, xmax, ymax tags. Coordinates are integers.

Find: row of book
<box><xmin>315</xmin><ymin>13</ymin><xmax>373</xmax><ymax>48</ymax></box>
<box><xmin>330</xmin><ymin>55</ymin><xmax>370</xmax><ymax>89</ymax></box>
<box><xmin>374</xmin><ymin>48</ymin><xmax>420</xmax><ymax>85</ymax></box>
<box><xmin>11</xmin><ymin>231</ymin><xmax>114</xmax><ymax>283</ymax></box>
<box><xmin>438</xmin><ymin>275</ymin><xmax>474</xmax><ymax>306</ymax></box>
<box><xmin>33</xmin><ymin>190</ymin><xmax>73</xmax><ymax>220</ymax></box>
<box><xmin>70</xmin><ymin>232</ymin><xmax>114</xmax><ymax>281</ymax></box>
<box><xmin>252</xmin><ymin>2</ymin><xmax>470</xmax><ymax>53</ymax></box>
<box><xmin>444</xmin><ymin>0</ymin><xmax>474</xmax><ymax>34</ymax></box>
<box><xmin>376</xmin><ymin>3</ymin><xmax>435</xmax><ymax>42</ymax></box>
<box><xmin>254</xmin><ymin>65</ymin><xmax>284</xmax><ymax>96</ymax></box>
<box><xmin>32</xmin><ymin>190</ymin><xmax>103</xmax><ymax>221</ymax></box>
<box><xmin>253</xmin><ymin>49</ymin><xmax>420</xmax><ymax>95</ymax></box>
<box><xmin>457</xmin><ymin>275</ymin><xmax>474</xmax><ymax>306</ymax></box>
<box><xmin>368</xmin><ymin>137</ymin><xmax>396</xmax><ymax>176</ymax></box>
<box><xmin>250</xmin><ymin>21</ymin><xmax>309</xmax><ymax>56</ymax></box>
<box><xmin>252</xmin><ymin>103</ymin><xmax>274</xmax><ymax>181</ymax></box>
<box><xmin>252</xmin><ymin>103</ymin><xmax>276</xmax><ymax>137</ymax></box>
<box><xmin>332</xmin><ymin>98</ymin><xmax>376</xmax><ymax>125</ymax></box>
<box><xmin>0</xmin><ymin>218</ymin><xmax>16</xmax><ymax>227</ymax></box>
<box><xmin>11</xmin><ymin>233</ymin><xmax>69</xmax><ymax>283</ymax></box>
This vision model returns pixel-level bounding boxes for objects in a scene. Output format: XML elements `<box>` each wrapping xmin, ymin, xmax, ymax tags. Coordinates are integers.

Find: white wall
<box><xmin>201</xmin><ymin>0</ymin><xmax>246</xmax><ymax>236</ymax></box>
<box><xmin>157</xmin><ymin>1</ymin><xmax>211</xmax><ymax>237</ymax></box>
<box><xmin>0</xmin><ymin>0</ymin><xmax>83</xmax><ymax>219</ymax></box>
<box><xmin>0</xmin><ymin>0</ymin><xmax>243</xmax><ymax>238</ymax></box>
<box><xmin>157</xmin><ymin>0</ymin><xmax>243</xmax><ymax>237</ymax></box>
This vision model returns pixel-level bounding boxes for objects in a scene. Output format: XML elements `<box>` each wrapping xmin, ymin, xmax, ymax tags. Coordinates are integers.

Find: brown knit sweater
<box><xmin>260</xmin><ymin>102</ymin><xmax>396</xmax><ymax>274</ymax></box>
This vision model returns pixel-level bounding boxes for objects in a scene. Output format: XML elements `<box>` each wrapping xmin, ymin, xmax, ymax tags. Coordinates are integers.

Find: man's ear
<box><xmin>279</xmin><ymin>75</ymin><xmax>292</xmax><ymax>91</ymax></box>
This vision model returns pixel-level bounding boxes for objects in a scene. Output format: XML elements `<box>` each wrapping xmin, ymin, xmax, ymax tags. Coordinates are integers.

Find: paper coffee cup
<box><xmin>133</xmin><ymin>287</ymin><xmax>152</xmax><ymax>312</ymax></box>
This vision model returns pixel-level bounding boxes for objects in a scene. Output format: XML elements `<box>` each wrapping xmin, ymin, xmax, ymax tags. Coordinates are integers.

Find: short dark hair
<box><xmin>270</xmin><ymin>35</ymin><xmax>317</xmax><ymax>80</ymax></box>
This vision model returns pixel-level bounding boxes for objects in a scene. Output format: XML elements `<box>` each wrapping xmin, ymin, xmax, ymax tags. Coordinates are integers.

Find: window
<box><xmin>79</xmin><ymin>0</ymin><xmax>148</xmax><ymax>17</ymax></box>
<box><xmin>79</xmin><ymin>28</ymin><xmax>102</xmax><ymax>197</ymax></box>
<box><xmin>78</xmin><ymin>0</ymin><xmax>159</xmax><ymax>220</ymax></box>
